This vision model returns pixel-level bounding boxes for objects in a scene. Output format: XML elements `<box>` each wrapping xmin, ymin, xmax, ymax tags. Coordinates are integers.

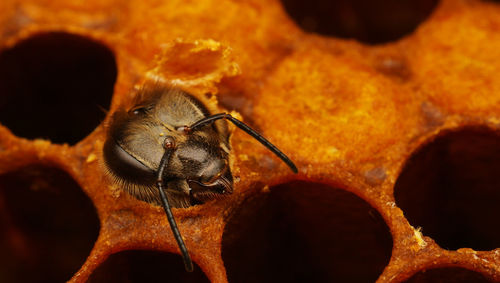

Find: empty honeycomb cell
<box><xmin>0</xmin><ymin>32</ymin><xmax>116</xmax><ymax>144</ymax></box>
<box><xmin>394</xmin><ymin>127</ymin><xmax>500</xmax><ymax>251</ymax></box>
<box><xmin>88</xmin><ymin>250</ymin><xmax>209</xmax><ymax>283</ymax></box>
<box><xmin>280</xmin><ymin>0</ymin><xmax>438</xmax><ymax>44</ymax></box>
<box><xmin>403</xmin><ymin>267</ymin><xmax>493</xmax><ymax>283</ymax></box>
<box><xmin>0</xmin><ymin>165</ymin><xmax>100</xmax><ymax>283</ymax></box>
<box><xmin>222</xmin><ymin>181</ymin><xmax>393</xmax><ymax>283</ymax></box>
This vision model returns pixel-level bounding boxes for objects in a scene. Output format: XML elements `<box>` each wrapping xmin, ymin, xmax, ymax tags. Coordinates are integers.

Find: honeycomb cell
<box><xmin>88</xmin><ymin>250</ymin><xmax>209</xmax><ymax>283</ymax></box>
<box><xmin>222</xmin><ymin>181</ymin><xmax>393</xmax><ymax>283</ymax></box>
<box><xmin>0</xmin><ymin>32</ymin><xmax>116</xmax><ymax>144</ymax></box>
<box><xmin>394</xmin><ymin>127</ymin><xmax>500</xmax><ymax>251</ymax></box>
<box><xmin>280</xmin><ymin>0</ymin><xmax>438</xmax><ymax>44</ymax></box>
<box><xmin>404</xmin><ymin>267</ymin><xmax>493</xmax><ymax>283</ymax></box>
<box><xmin>0</xmin><ymin>165</ymin><xmax>100</xmax><ymax>283</ymax></box>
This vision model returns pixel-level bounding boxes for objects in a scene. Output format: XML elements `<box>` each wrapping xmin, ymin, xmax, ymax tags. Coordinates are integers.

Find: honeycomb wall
<box><xmin>0</xmin><ymin>0</ymin><xmax>499</xmax><ymax>282</ymax></box>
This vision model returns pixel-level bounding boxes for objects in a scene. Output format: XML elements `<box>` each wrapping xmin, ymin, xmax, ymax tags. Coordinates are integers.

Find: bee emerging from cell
<box><xmin>103</xmin><ymin>84</ymin><xmax>297</xmax><ymax>271</ymax></box>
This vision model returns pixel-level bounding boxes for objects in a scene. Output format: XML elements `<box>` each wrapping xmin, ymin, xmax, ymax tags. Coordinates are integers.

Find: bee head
<box><xmin>103</xmin><ymin>88</ymin><xmax>233</xmax><ymax>206</ymax></box>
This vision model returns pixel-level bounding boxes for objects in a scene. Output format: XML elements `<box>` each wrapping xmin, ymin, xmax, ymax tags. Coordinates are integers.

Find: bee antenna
<box><xmin>156</xmin><ymin>138</ymin><xmax>194</xmax><ymax>272</ymax></box>
<box><xmin>190</xmin><ymin>113</ymin><xmax>298</xmax><ymax>173</ymax></box>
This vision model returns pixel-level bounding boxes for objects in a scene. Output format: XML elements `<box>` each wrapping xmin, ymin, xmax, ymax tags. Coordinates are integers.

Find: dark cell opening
<box><xmin>280</xmin><ymin>0</ymin><xmax>438</xmax><ymax>44</ymax></box>
<box><xmin>394</xmin><ymin>128</ymin><xmax>500</xmax><ymax>251</ymax></box>
<box><xmin>0</xmin><ymin>32</ymin><xmax>117</xmax><ymax>144</ymax></box>
<box><xmin>88</xmin><ymin>250</ymin><xmax>209</xmax><ymax>283</ymax></box>
<box><xmin>404</xmin><ymin>267</ymin><xmax>493</xmax><ymax>283</ymax></box>
<box><xmin>222</xmin><ymin>181</ymin><xmax>393</xmax><ymax>283</ymax></box>
<box><xmin>0</xmin><ymin>165</ymin><xmax>100</xmax><ymax>283</ymax></box>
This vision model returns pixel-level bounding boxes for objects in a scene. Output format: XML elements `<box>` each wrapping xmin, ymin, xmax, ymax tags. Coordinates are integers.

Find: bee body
<box><xmin>104</xmin><ymin>87</ymin><xmax>232</xmax><ymax>208</ymax></box>
<box><xmin>102</xmin><ymin>84</ymin><xmax>297</xmax><ymax>271</ymax></box>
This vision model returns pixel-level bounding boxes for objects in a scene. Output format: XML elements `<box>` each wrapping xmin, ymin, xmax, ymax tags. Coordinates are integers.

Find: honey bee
<box><xmin>103</xmin><ymin>84</ymin><xmax>297</xmax><ymax>271</ymax></box>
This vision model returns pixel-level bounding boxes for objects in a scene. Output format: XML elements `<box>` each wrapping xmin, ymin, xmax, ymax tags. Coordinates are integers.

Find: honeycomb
<box><xmin>0</xmin><ymin>0</ymin><xmax>499</xmax><ymax>282</ymax></box>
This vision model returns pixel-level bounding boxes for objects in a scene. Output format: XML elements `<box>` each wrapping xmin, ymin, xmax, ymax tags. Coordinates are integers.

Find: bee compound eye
<box><xmin>103</xmin><ymin>139</ymin><xmax>155</xmax><ymax>184</ymax></box>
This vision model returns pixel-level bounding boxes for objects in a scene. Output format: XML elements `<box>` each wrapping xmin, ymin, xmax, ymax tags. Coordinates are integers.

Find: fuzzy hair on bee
<box><xmin>102</xmin><ymin>83</ymin><xmax>297</xmax><ymax>271</ymax></box>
